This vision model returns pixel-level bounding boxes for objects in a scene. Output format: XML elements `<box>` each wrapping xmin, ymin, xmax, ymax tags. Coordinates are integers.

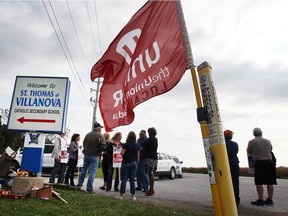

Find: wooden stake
<box><xmin>52</xmin><ymin>190</ymin><xmax>68</xmax><ymax>204</ymax></box>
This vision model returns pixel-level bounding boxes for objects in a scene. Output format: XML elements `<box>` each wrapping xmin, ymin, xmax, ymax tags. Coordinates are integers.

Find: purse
<box><xmin>271</xmin><ymin>151</ymin><xmax>276</xmax><ymax>166</ymax></box>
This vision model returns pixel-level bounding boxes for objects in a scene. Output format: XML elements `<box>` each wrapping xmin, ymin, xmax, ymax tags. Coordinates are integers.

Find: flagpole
<box><xmin>176</xmin><ymin>0</ymin><xmax>223</xmax><ymax>214</ymax></box>
<box><xmin>190</xmin><ymin>66</ymin><xmax>223</xmax><ymax>216</ymax></box>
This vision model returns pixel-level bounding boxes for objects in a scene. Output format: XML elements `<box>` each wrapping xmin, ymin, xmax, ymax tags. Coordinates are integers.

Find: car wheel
<box><xmin>179</xmin><ymin>173</ymin><xmax>183</xmax><ymax>178</ymax></box>
<box><xmin>11</xmin><ymin>160</ymin><xmax>20</xmax><ymax>172</ymax></box>
<box><xmin>169</xmin><ymin>167</ymin><xmax>176</xmax><ymax>180</ymax></box>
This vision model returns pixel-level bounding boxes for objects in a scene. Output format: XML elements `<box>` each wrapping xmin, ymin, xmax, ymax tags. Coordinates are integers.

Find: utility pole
<box><xmin>91</xmin><ymin>77</ymin><xmax>102</xmax><ymax>130</ymax></box>
<box><xmin>0</xmin><ymin>108</ymin><xmax>9</xmax><ymax>126</ymax></box>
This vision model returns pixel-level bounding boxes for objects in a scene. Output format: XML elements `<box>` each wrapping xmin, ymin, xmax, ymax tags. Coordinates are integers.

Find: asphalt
<box><xmin>43</xmin><ymin>173</ymin><xmax>288</xmax><ymax>215</ymax></box>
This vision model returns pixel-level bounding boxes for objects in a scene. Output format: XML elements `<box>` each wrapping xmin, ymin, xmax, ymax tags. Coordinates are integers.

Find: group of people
<box><xmin>224</xmin><ymin>127</ymin><xmax>277</xmax><ymax>207</ymax></box>
<box><xmin>49</xmin><ymin>121</ymin><xmax>158</xmax><ymax>201</ymax></box>
<box><xmin>99</xmin><ymin>126</ymin><xmax>158</xmax><ymax>200</ymax></box>
<box><xmin>49</xmin><ymin>132</ymin><xmax>82</xmax><ymax>186</ymax></box>
<box><xmin>48</xmin><ymin>123</ymin><xmax>277</xmax><ymax>206</ymax></box>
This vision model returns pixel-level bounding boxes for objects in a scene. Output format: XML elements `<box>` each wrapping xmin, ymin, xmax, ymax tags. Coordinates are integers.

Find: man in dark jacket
<box><xmin>143</xmin><ymin>127</ymin><xmax>158</xmax><ymax>196</ymax></box>
<box><xmin>224</xmin><ymin>129</ymin><xmax>240</xmax><ymax>206</ymax></box>
<box><xmin>77</xmin><ymin>122</ymin><xmax>106</xmax><ymax>193</ymax></box>
<box><xmin>135</xmin><ymin>130</ymin><xmax>149</xmax><ymax>192</ymax></box>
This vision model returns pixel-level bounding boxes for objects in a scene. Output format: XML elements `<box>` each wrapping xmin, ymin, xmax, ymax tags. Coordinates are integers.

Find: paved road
<box><xmin>45</xmin><ymin>173</ymin><xmax>288</xmax><ymax>215</ymax></box>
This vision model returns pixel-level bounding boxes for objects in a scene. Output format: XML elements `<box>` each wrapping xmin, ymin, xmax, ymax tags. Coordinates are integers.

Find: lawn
<box><xmin>0</xmin><ymin>186</ymin><xmax>211</xmax><ymax>216</ymax></box>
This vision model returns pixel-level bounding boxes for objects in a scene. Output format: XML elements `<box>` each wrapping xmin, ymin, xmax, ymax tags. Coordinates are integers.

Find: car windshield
<box><xmin>44</xmin><ymin>145</ymin><xmax>54</xmax><ymax>154</ymax></box>
<box><xmin>172</xmin><ymin>158</ymin><xmax>180</xmax><ymax>163</ymax></box>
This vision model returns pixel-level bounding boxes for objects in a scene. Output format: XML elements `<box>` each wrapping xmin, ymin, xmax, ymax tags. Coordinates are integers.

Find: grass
<box><xmin>0</xmin><ymin>186</ymin><xmax>210</xmax><ymax>216</ymax></box>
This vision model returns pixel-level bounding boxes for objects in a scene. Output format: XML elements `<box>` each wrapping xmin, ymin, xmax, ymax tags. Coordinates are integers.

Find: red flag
<box><xmin>91</xmin><ymin>1</ymin><xmax>191</xmax><ymax>132</ymax></box>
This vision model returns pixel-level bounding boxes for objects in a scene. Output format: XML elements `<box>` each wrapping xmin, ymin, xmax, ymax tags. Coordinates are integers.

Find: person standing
<box><xmin>99</xmin><ymin>132</ymin><xmax>111</xmax><ymax>190</ymax></box>
<box><xmin>104</xmin><ymin>136</ymin><xmax>114</xmax><ymax>191</ymax></box>
<box><xmin>135</xmin><ymin>130</ymin><xmax>149</xmax><ymax>192</ymax></box>
<box><xmin>76</xmin><ymin>122</ymin><xmax>106</xmax><ymax>193</ymax></box>
<box><xmin>49</xmin><ymin>132</ymin><xmax>68</xmax><ymax>184</ymax></box>
<box><xmin>143</xmin><ymin>127</ymin><xmax>158</xmax><ymax>196</ymax></box>
<box><xmin>247</xmin><ymin>127</ymin><xmax>277</xmax><ymax>206</ymax></box>
<box><xmin>224</xmin><ymin>129</ymin><xmax>240</xmax><ymax>206</ymax></box>
<box><xmin>115</xmin><ymin>131</ymin><xmax>140</xmax><ymax>200</ymax></box>
<box><xmin>64</xmin><ymin>133</ymin><xmax>82</xmax><ymax>186</ymax></box>
<box><xmin>106</xmin><ymin>132</ymin><xmax>123</xmax><ymax>192</ymax></box>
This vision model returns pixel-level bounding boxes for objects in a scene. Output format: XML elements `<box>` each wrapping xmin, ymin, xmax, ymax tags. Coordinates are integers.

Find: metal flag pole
<box><xmin>197</xmin><ymin>62</ymin><xmax>238</xmax><ymax>215</ymax></box>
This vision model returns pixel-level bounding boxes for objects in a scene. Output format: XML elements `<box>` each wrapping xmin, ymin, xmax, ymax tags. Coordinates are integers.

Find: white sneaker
<box><xmin>115</xmin><ymin>195</ymin><xmax>123</xmax><ymax>200</ymax></box>
<box><xmin>132</xmin><ymin>195</ymin><xmax>136</xmax><ymax>201</ymax></box>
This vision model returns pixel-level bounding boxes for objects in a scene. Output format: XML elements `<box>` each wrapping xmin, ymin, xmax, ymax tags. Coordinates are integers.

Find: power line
<box><xmin>42</xmin><ymin>0</ymin><xmax>91</xmax><ymax>107</ymax></box>
<box><xmin>48</xmin><ymin>0</ymin><xmax>82</xmax><ymax>82</ymax></box>
<box><xmin>66</xmin><ymin>0</ymin><xmax>90</xmax><ymax>74</ymax></box>
<box><xmin>90</xmin><ymin>0</ymin><xmax>104</xmax><ymax>125</ymax></box>
<box><xmin>93</xmin><ymin>0</ymin><xmax>102</xmax><ymax>55</ymax></box>
<box><xmin>85</xmin><ymin>0</ymin><xmax>98</xmax><ymax>59</ymax></box>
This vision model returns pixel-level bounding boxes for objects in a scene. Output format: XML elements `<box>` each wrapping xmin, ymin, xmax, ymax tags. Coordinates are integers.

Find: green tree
<box><xmin>0</xmin><ymin>124</ymin><xmax>24</xmax><ymax>153</ymax></box>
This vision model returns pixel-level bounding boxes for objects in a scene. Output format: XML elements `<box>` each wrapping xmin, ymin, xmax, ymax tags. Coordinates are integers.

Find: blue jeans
<box><xmin>77</xmin><ymin>155</ymin><xmax>99</xmax><ymax>192</ymax></box>
<box><xmin>136</xmin><ymin>158</ymin><xmax>149</xmax><ymax>190</ymax></box>
<box><xmin>120</xmin><ymin>161</ymin><xmax>137</xmax><ymax>195</ymax></box>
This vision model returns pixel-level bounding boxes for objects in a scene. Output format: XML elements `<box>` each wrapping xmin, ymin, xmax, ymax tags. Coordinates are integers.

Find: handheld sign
<box><xmin>247</xmin><ymin>153</ymin><xmax>255</xmax><ymax>174</ymax></box>
<box><xmin>113</xmin><ymin>146</ymin><xmax>122</xmax><ymax>168</ymax></box>
<box><xmin>7</xmin><ymin>76</ymin><xmax>70</xmax><ymax>133</ymax></box>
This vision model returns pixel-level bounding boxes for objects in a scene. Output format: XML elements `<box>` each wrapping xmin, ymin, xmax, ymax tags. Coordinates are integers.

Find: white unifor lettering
<box><xmin>127</xmin><ymin>41</ymin><xmax>160</xmax><ymax>83</ymax></box>
<box><xmin>145</xmin><ymin>42</ymin><xmax>160</xmax><ymax>67</ymax></box>
<box><xmin>116</xmin><ymin>29</ymin><xmax>141</xmax><ymax>65</ymax></box>
<box><xmin>113</xmin><ymin>29</ymin><xmax>161</xmax><ymax>108</ymax></box>
<box><xmin>113</xmin><ymin>89</ymin><xmax>123</xmax><ymax>108</ymax></box>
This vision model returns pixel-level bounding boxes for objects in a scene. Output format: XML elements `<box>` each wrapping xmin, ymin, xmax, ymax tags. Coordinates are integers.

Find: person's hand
<box><xmin>79</xmin><ymin>146</ymin><xmax>83</xmax><ymax>149</ymax></box>
<box><xmin>55</xmin><ymin>157</ymin><xmax>61</xmax><ymax>163</ymax></box>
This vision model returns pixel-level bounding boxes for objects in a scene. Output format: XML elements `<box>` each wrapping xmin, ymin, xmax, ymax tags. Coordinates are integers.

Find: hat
<box><xmin>253</xmin><ymin>127</ymin><xmax>262</xmax><ymax>135</ymax></box>
<box><xmin>94</xmin><ymin>122</ymin><xmax>103</xmax><ymax>129</ymax></box>
<box><xmin>224</xmin><ymin>130</ymin><xmax>234</xmax><ymax>137</ymax></box>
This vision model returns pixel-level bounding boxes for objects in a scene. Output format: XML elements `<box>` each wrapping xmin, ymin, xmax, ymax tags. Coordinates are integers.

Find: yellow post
<box><xmin>197</xmin><ymin>62</ymin><xmax>238</xmax><ymax>216</ymax></box>
<box><xmin>190</xmin><ymin>66</ymin><xmax>222</xmax><ymax>216</ymax></box>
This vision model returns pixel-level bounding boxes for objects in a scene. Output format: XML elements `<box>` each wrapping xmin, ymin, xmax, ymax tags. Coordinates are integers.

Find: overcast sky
<box><xmin>1</xmin><ymin>0</ymin><xmax>288</xmax><ymax>168</ymax></box>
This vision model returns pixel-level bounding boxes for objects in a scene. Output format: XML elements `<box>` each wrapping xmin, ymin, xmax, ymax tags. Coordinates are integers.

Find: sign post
<box><xmin>7</xmin><ymin>76</ymin><xmax>70</xmax><ymax>173</ymax></box>
<box><xmin>22</xmin><ymin>132</ymin><xmax>46</xmax><ymax>173</ymax></box>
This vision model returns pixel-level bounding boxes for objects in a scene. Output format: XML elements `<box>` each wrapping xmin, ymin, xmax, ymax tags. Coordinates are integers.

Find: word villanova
<box><xmin>16</xmin><ymin>97</ymin><xmax>61</xmax><ymax>107</ymax></box>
